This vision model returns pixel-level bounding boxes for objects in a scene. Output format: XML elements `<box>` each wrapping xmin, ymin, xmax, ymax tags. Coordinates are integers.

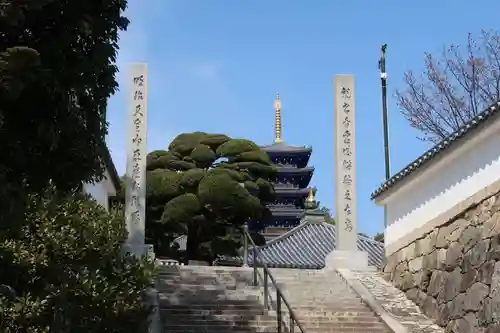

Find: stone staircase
<box><xmin>157</xmin><ymin>265</ymin><xmax>278</xmax><ymax>332</ymax></box>
<box><xmin>269</xmin><ymin>268</ymin><xmax>392</xmax><ymax>333</ymax></box>
<box><xmin>156</xmin><ymin>265</ymin><xmax>392</xmax><ymax>333</ymax></box>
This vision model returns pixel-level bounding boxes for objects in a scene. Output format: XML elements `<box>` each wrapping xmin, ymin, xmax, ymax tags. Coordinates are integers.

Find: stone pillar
<box><xmin>124</xmin><ymin>63</ymin><xmax>159</xmax><ymax>333</ymax></box>
<box><xmin>123</xmin><ymin>63</ymin><xmax>153</xmax><ymax>258</ymax></box>
<box><xmin>325</xmin><ymin>74</ymin><xmax>369</xmax><ymax>271</ymax></box>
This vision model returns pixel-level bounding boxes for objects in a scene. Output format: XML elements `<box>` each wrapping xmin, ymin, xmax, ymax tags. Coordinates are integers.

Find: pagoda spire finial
<box><xmin>306</xmin><ymin>187</ymin><xmax>314</xmax><ymax>202</ymax></box>
<box><xmin>274</xmin><ymin>93</ymin><xmax>282</xmax><ymax>143</ymax></box>
<box><xmin>305</xmin><ymin>187</ymin><xmax>318</xmax><ymax>210</ymax></box>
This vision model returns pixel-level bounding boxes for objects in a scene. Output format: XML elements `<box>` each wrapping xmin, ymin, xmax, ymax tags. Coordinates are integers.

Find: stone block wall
<box><xmin>383</xmin><ymin>193</ymin><xmax>500</xmax><ymax>332</ymax></box>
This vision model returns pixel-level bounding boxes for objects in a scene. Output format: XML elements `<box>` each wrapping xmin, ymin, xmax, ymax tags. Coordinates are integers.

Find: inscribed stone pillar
<box><xmin>325</xmin><ymin>74</ymin><xmax>370</xmax><ymax>271</ymax></box>
<box><xmin>124</xmin><ymin>63</ymin><xmax>153</xmax><ymax>258</ymax></box>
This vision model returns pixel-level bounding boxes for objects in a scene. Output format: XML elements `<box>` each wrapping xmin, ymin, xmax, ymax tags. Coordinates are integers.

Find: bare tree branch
<box><xmin>395</xmin><ymin>30</ymin><xmax>500</xmax><ymax>143</ymax></box>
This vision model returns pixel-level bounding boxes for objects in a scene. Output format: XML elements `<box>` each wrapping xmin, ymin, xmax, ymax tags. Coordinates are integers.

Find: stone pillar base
<box><xmin>122</xmin><ymin>243</ymin><xmax>155</xmax><ymax>259</ymax></box>
<box><xmin>188</xmin><ymin>260</ymin><xmax>210</xmax><ymax>266</ymax></box>
<box><xmin>122</xmin><ymin>244</ymin><xmax>159</xmax><ymax>333</ymax></box>
<box><xmin>324</xmin><ymin>250</ymin><xmax>374</xmax><ymax>271</ymax></box>
<box><xmin>146</xmin><ymin>287</ymin><xmax>161</xmax><ymax>333</ymax></box>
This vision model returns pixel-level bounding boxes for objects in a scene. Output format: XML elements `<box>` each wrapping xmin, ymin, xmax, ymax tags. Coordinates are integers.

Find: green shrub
<box><xmin>0</xmin><ymin>190</ymin><xmax>156</xmax><ymax>333</ymax></box>
<box><xmin>138</xmin><ymin>132</ymin><xmax>276</xmax><ymax>261</ymax></box>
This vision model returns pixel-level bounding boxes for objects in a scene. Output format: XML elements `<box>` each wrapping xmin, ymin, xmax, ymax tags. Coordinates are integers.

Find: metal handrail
<box><xmin>242</xmin><ymin>224</ymin><xmax>306</xmax><ymax>333</ymax></box>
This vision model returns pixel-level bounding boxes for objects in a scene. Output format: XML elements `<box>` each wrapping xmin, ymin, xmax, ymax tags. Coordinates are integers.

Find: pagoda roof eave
<box><xmin>268</xmin><ymin>210</ymin><xmax>305</xmax><ymax>217</ymax></box>
<box><xmin>261</xmin><ymin>142</ymin><xmax>312</xmax><ymax>154</ymax></box>
<box><xmin>275</xmin><ymin>166</ymin><xmax>314</xmax><ymax>174</ymax></box>
<box><xmin>273</xmin><ymin>188</ymin><xmax>310</xmax><ymax>196</ymax></box>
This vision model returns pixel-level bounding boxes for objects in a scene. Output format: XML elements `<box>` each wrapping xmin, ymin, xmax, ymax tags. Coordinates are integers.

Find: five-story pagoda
<box><xmin>260</xmin><ymin>94</ymin><xmax>315</xmax><ymax>241</ymax></box>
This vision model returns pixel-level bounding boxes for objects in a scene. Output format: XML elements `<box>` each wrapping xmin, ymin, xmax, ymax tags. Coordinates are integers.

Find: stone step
<box><xmin>157</xmin><ymin>269</ymin><xmax>253</xmax><ymax>277</ymax></box>
<box><xmin>163</xmin><ymin>325</ymin><xmax>390</xmax><ymax>333</ymax></box>
<box><xmin>160</xmin><ymin>307</ymin><xmax>268</xmax><ymax>316</ymax></box>
<box><xmin>157</xmin><ymin>273</ymin><xmax>340</xmax><ymax>279</ymax></box>
<box><xmin>160</xmin><ymin>312</ymin><xmax>382</xmax><ymax>323</ymax></box>
<box><xmin>155</xmin><ymin>283</ymin><xmax>264</xmax><ymax>292</ymax></box>
<box><xmin>156</xmin><ymin>282</ymin><xmax>262</xmax><ymax>290</ymax></box>
<box><xmin>157</xmin><ymin>274</ymin><xmax>253</xmax><ymax>280</ymax></box>
<box><xmin>278</xmin><ymin>293</ymin><xmax>361</xmax><ymax>299</ymax></box>
<box><xmin>159</xmin><ymin>290</ymin><xmax>359</xmax><ymax>301</ymax></box>
<box><xmin>284</xmin><ymin>309</ymin><xmax>383</xmax><ymax>316</ymax></box>
<box><xmin>157</xmin><ymin>281</ymin><xmax>254</xmax><ymax>288</ymax></box>
<box><xmin>157</xmin><ymin>271</ymin><xmax>247</xmax><ymax>274</ymax></box>
<box><xmin>158</xmin><ymin>269</ymin><xmax>252</xmax><ymax>273</ymax></box>
<box><xmin>290</xmin><ymin>317</ymin><xmax>386</xmax><ymax>325</ymax></box>
<box><xmin>276</xmin><ymin>297</ymin><xmax>363</xmax><ymax>303</ymax></box>
<box><xmin>158</xmin><ymin>291</ymin><xmax>262</xmax><ymax>296</ymax></box>
<box><xmin>161</xmin><ymin>312</ymin><xmax>275</xmax><ymax>321</ymax></box>
<box><xmin>276</xmin><ymin>283</ymin><xmax>348</xmax><ymax>288</ymax></box>
<box><xmin>162</xmin><ymin>318</ymin><xmax>279</xmax><ymax>326</ymax></box>
<box><xmin>158</xmin><ymin>269</ymin><xmax>253</xmax><ymax>275</ymax></box>
<box><xmin>157</xmin><ymin>273</ymin><xmax>344</xmax><ymax>284</ymax></box>
<box><xmin>159</xmin><ymin>304</ymin><xmax>374</xmax><ymax>315</ymax></box>
<box><xmin>279</xmin><ymin>294</ymin><xmax>361</xmax><ymax>300</ymax></box>
<box><xmin>159</xmin><ymin>299</ymin><xmax>264</xmax><ymax>305</ymax></box>
<box><xmin>163</xmin><ymin>323</ymin><xmax>389</xmax><ymax>333</ymax></box>
<box><xmin>271</xmin><ymin>274</ymin><xmax>343</xmax><ymax>279</ymax></box>
<box><xmin>158</xmin><ymin>288</ymin><xmax>264</xmax><ymax>296</ymax></box>
<box><xmin>163</xmin><ymin>327</ymin><xmax>392</xmax><ymax>333</ymax></box>
<box><xmin>163</xmin><ymin>317</ymin><xmax>385</xmax><ymax>327</ymax></box>
<box><xmin>159</xmin><ymin>290</ymin><xmax>264</xmax><ymax>300</ymax></box>
<box><xmin>160</xmin><ymin>265</ymin><xmax>251</xmax><ymax>270</ymax></box>
<box><xmin>162</xmin><ymin>327</ymin><xmax>282</xmax><ymax>333</ymax></box>
<box><xmin>156</xmin><ymin>281</ymin><xmax>352</xmax><ymax>291</ymax></box>
<box><xmin>159</xmin><ymin>303</ymin><xmax>266</xmax><ymax>310</ymax></box>
<box><xmin>159</xmin><ymin>296</ymin><xmax>264</xmax><ymax>305</ymax></box>
<box><xmin>294</xmin><ymin>326</ymin><xmax>390</xmax><ymax>333</ymax></box>
<box><xmin>157</xmin><ymin>271</ymin><xmax>253</xmax><ymax>277</ymax></box>
<box><xmin>156</xmin><ymin>267</ymin><xmax>392</xmax><ymax>333</ymax></box>
<box><xmin>285</xmin><ymin>307</ymin><xmax>377</xmax><ymax>314</ymax></box>
<box><xmin>277</xmin><ymin>282</ymin><xmax>349</xmax><ymax>287</ymax></box>
<box><xmin>273</xmin><ymin>297</ymin><xmax>366</xmax><ymax>308</ymax></box>
<box><xmin>160</xmin><ymin>307</ymin><xmax>379</xmax><ymax>318</ymax></box>
<box><xmin>162</xmin><ymin>324</ymin><xmax>278</xmax><ymax>332</ymax></box>
<box><xmin>278</xmin><ymin>287</ymin><xmax>353</xmax><ymax>291</ymax></box>
<box><xmin>274</xmin><ymin>279</ymin><xmax>347</xmax><ymax>284</ymax></box>
<box><xmin>159</xmin><ymin>297</ymin><xmax>366</xmax><ymax>308</ymax></box>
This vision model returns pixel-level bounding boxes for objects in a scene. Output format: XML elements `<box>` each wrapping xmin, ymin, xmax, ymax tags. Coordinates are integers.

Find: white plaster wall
<box><xmin>384</xmin><ymin>121</ymin><xmax>500</xmax><ymax>250</ymax></box>
<box><xmin>82</xmin><ymin>170</ymin><xmax>116</xmax><ymax>211</ymax></box>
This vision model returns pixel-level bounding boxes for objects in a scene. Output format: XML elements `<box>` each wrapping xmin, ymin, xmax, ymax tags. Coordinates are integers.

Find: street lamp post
<box><xmin>379</xmin><ymin>44</ymin><xmax>391</xmax><ymax>181</ymax></box>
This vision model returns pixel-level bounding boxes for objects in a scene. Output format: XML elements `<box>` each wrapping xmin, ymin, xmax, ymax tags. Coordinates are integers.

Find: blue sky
<box><xmin>107</xmin><ymin>0</ymin><xmax>499</xmax><ymax>237</ymax></box>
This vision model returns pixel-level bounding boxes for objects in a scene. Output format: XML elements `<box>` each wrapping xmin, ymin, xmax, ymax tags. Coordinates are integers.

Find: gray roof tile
<box><xmin>248</xmin><ymin>220</ymin><xmax>385</xmax><ymax>269</ymax></box>
<box><xmin>174</xmin><ymin>211</ymin><xmax>385</xmax><ymax>269</ymax></box>
<box><xmin>261</xmin><ymin>142</ymin><xmax>312</xmax><ymax>153</ymax></box>
<box><xmin>371</xmin><ymin>101</ymin><xmax>500</xmax><ymax>199</ymax></box>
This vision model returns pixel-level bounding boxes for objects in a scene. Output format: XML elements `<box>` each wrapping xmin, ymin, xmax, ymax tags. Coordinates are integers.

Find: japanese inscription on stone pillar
<box><xmin>125</xmin><ymin>63</ymin><xmax>148</xmax><ymax>246</ymax></box>
<box><xmin>334</xmin><ymin>74</ymin><xmax>358</xmax><ymax>252</ymax></box>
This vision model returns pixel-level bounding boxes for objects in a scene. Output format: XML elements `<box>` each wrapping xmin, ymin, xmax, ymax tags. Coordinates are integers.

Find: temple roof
<box><xmin>273</xmin><ymin>170</ymin><xmax>314</xmax><ymax>190</ymax></box>
<box><xmin>171</xmin><ymin>234</ymin><xmax>187</xmax><ymax>250</ymax></box>
<box><xmin>273</xmin><ymin>187</ymin><xmax>310</xmax><ymax>196</ymax></box>
<box><xmin>268</xmin><ymin>208</ymin><xmax>305</xmax><ymax>218</ymax></box>
<box><xmin>172</xmin><ymin>214</ymin><xmax>385</xmax><ymax>269</ymax></box>
<box><xmin>261</xmin><ymin>141</ymin><xmax>312</xmax><ymax>154</ymax></box>
<box><xmin>371</xmin><ymin>101</ymin><xmax>500</xmax><ymax>199</ymax></box>
<box><xmin>275</xmin><ymin>166</ymin><xmax>314</xmax><ymax>174</ymax></box>
<box><xmin>247</xmin><ymin>218</ymin><xmax>384</xmax><ymax>269</ymax></box>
